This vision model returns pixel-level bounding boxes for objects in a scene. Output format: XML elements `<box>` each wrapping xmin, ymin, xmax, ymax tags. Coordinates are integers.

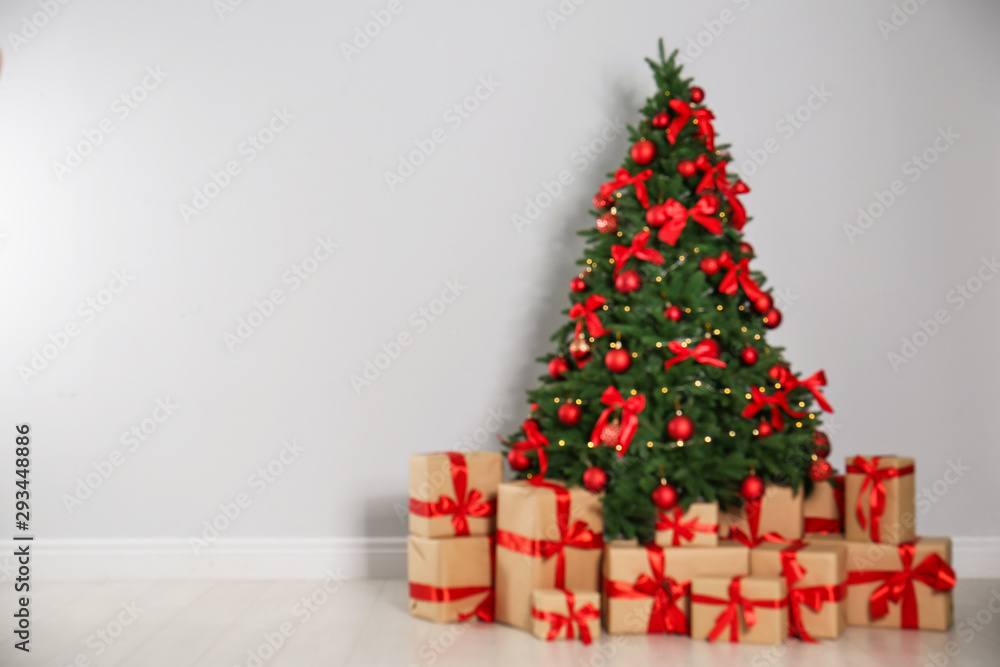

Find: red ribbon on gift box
<box><xmin>408</xmin><ymin>452</ymin><xmax>496</xmax><ymax>536</ymax></box>
<box><xmin>846</xmin><ymin>542</ymin><xmax>956</xmax><ymax>629</ymax></box>
<box><xmin>655</xmin><ymin>506</ymin><xmax>718</xmax><ymax>546</ymax></box>
<box><xmin>604</xmin><ymin>544</ymin><xmax>691</xmax><ymax>634</ymax></box>
<box><xmin>804</xmin><ymin>475</ymin><xmax>845</xmax><ymax>534</ymax></box>
<box><xmin>495</xmin><ymin>481</ymin><xmax>603</xmax><ymax>588</ymax></box>
<box><xmin>531</xmin><ymin>589</ymin><xmax>600</xmax><ymax>645</ymax></box>
<box><xmin>690</xmin><ymin>575</ymin><xmax>788</xmax><ymax>642</ymax></box>
<box><xmin>768</xmin><ymin>540</ymin><xmax>847</xmax><ymax>642</ymax></box>
<box><xmin>846</xmin><ymin>456</ymin><xmax>915</xmax><ymax>542</ymax></box>
<box><xmin>727</xmin><ymin>500</ymin><xmax>789</xmax><ymax>548</ymax></box>
<box><xmin>409</xmin><ymin>582</ymin><xmax>494</xmax><ymax>622</ymax></box>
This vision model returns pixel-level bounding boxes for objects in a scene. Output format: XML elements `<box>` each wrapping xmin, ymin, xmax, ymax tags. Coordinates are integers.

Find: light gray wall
<box><xmin>1</xmin><ymin>0</ymin><xmax>997</xmax><ymax>544</ymax></box>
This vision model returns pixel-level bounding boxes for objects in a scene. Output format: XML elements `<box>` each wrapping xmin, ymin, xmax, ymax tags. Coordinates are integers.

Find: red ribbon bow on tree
<box><xmin>771</xmin><ymin>367</ymin><xmax>834</xmax><ymax>413</ymax></box>
<box><xmin>408</xmin><ymin>452</ymin><xmax>496</xmax><ymax>536</ymax></box>
<box><xmin>568</xmin><ymin>295</ymin><xmax>608</xmax><ymax>339</ymax></box>
<box><xmin>666</xmin><ymin>99</ymin><xmax>717</xmax><ymax>151</ymax></box>
<box><xmin>846</xmin><ymin>456</ymin><xmax>915</xmax><ymax>542</ymax></box>
<box><xmin>846</xmin><ymin>542</ymin><xmax>956</xmax><ymax>628</ymax></box>
<box><xmin>653</xmin><ymin>194</ymin><xmax>722</xmax><ymax>246</ymax></box>
<box><xmin>590</xmin><ymin>386</ymin><xmax>646</xmax><ymax>456</ymax></box>
<box><xmin>507</xmin><ymin>419</ymin><xmax>550</xmax><ymax>481</ymax></box>
<box><xmin>611</xmin><ymin>230</ymin><xmax>664</xmax><ymax>277</ymax></box>
<box><xmin>662</xmin><ymin>340</ymin><xmax>727</xmax><ymax>371</ymax></box>
<box><xmin>531</xmin><ymin>590</ymin><xmax>601</xmax><ymax>645</ymax></box>
<box><xmin>604</xmin><ymin>545</ymin><xmax>690</xmax><ymax>634</ymax></box>
<box><xmin>655</xmin><ymin>506</ymin><xmax>718</xmax><ymax>546</ymax></box>
<box><xmin>690</xmin><ymin>576</ymin><xmax>788</xmax><ymax>642</ymax></box>
<box><xmin>696</xmin><ymin>161</ymin><xmax>751</xmax><ymax>231</ymax></box>
<box><xmin>717</xmin><ymin>250</ymin><xmax>764</xmax><ymax>302</ymax></box>
<box><xmin>740</xmin><ymin>386</ymin><xmax>807</xmax><ymax>431</ymax></box>
<box><xmin>599</xmin><ymin>168</ymin><xmax>653</xmax><ymax>209</ymax></box>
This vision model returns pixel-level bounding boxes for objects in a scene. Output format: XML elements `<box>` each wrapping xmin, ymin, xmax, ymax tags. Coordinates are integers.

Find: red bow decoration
<box><xmin>409</xmin><ymin>582</ymin><xmax>494</xmax><ymax>622</ymax></box>
<box><xmin>568</xmin><ymin>295</ymin><xmax>608</xmax><ymax>339</ymax></box>
<box><xmin>696</xmin><ymin>161</ymin><xmax>750</xmax><ymax>231</ymax></box>
<box><xmin>531</xmin><ymin>590</ymin><xmax>601</xmax><ymax>645</ymax></box>
<box><xmin>846</xmin><ymin>543</ymin><xmax>956</xmax><ymax>628</ymax></box>
<box><xmin>765</xmin><ymin>540</ymin><xmax>847</xmax><ymax>642</ymax></box>
<box><xmin>655</xmin><ymin>506</ymin><xmax>718</xmax><ymax>546</ymax></box>
<box><xmin>496</xmin><ymin>481</ymin><xmax>603</xmax><ymax>588</ymax></box>
<box><xmin>740</xmin><ymin>386</ymin><xmax>807</xmax><ymax>431</ymax></box>
<box><xmin>604</xmin><ymin>545</ymin><xmax>690</xmax><ymax>634</ymax></box>
<box><xmin>772</xmin><ymin>368</ymin><xmax>834</xmax><ymax>413</ymax></box>
<box><xmin>690</xmin><ymin>576</ymin><xmax>788</xmax><ymax>642</ymax></box>
<box><xmin>717</xmin><ymin>250</ymin><xmax>764</xmax><ymax>303</ymax></box>
<box><xmin>846</xmin><ymin>456</ymin><xmax>915</xmax><ymax>542</ymax></box>
<box><xmin>611</xmin><ymin>230</ymin><xmax>664</xmax><ymax>277</ymax></box>
<box><xmin>408</xmin><ymin>452</ymin><xmax>496</xmax><ymax>536</ymax></box>
<box><xmin>599</xmin><ymin>168</ymin><xmax>653</xmax><ymax>209</ymax></box>
<box><xmin>590</xmin><ymin>386</ymin><xmax>646</xmax><ymax>457</ymax></box>
<box><xmin>662</xmin><ymin>340</ymin><xmax>727</xmax><ymax>371</ymax></box>
<box><xmin>506</xmin><ymin>419</ymin><xmax>550</xmax><ymax>482</ymax></box>
<box><xmin>654</xmin><ymin>194</ymin><xmax>722</xmax><ymax>246</ymax></box>
<box><xmin>665</xmin><ymin>99</ymin><xmax>717</xmax><ymax>151</ymax></box>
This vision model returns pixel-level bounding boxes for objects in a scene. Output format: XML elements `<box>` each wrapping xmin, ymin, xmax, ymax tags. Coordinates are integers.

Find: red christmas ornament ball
<box><xmin>700</xmin><ymin>257</ymin><xmax>720</xmax><ymax>275</ymax></box>
<box><xmin>652</xmin><ymin>483</ymin><xmax>678</xmax><ymax>510</ymax></box>
<box><xmin>690</xmin><ymin>86</ymin><xmax>705</xmax><ymax>104</ymax></box>
<box><xmin>741</xmin><ymin>347</ymin><xmax>759</xmax><ymax>365</ymax></box>
<box><xmin>557</xmin><ymin>403</ymin><xmax>581</xmax><ymax>426</ymax></box>
<box><xmin>596</xmin><ymin>213</ymin><xmax>619</xmax><ymax>234</ymax></box>
<box><xmin>600</xmin><ymin>422</ymin><xmax>621</xmax><ymax>446</ymax></box>
<box><xmin>809</xmin><ymin>458</ymin><xmax>834</xmax><ymax>482</ymax></box>
<box><xmin>740</xmin><ymin>242</ymin><xmax>754</xmax><ymax>256</ymax></box>
<box><xmin>677</xmin><ymin>159</ymin><xmax>697</xmax><ymax>178</ymax></box>
<box><xmin>664</xmin><ymin>305</ymin><xmax>683</xmax><ymax>321</ymax></box>
<box><xmin>583</xmin><ymin>466</ymin><xmax>607</xmax><ymax>492</ymax></box>
<box><xmin>548</xmin><ymin>356</ymin><xmax>569</xmax><ymax>380</ymax></box>
<box><xmin>646</xmin><ymin>205</ymin><xmax>667</xmax><ymax>227</ymax></box>
<box><xmin>813</xmin><ymin>430</ymin><xmax>831</xmax><ymax>458</ymax></box>
<box><xmin>570</xmin><ymin>276</ymin><xmax>587</xmax><ymax>292</ymax></box>
<box><xmin>605</xmin><ymin>348</ymin><xmax>631</xmax><ymax>373</ymax></box>
<box><xmin>753</xmin><ymin>293</ymin><xmax>773</xmax><ymax>314</ymax></box>
<box><xmin>652</xmin><ymin>111</ymin><xmax>669</xmax><ymax>128</ymax></box>
<box><xmin>630</xmin><ymin>139</ymin><xmax>657</xmax><ymax>165</ymax></box>
<box><xmin>530</xmin><ymin>402</ymin><xmax>539</xmax><ymax>412</ymax></box>
<box><xmin>740</xmin><ymin>474</ymin><xmax>765</xmax><ymax>501</ymax></box>
<box><xmin>507</xmin><ymin>449</ymin><xmax>529</xmax><ymax>471</ymax></box>
<box><xmin>768</xmin><ymin>364</ymin><xmax>787</xmax><ymax>380</ymax></box>
<box><xmin>763</xmin><ymin>308</ymin><xmax>782</xmax><ymax>329</ymax></box>
<box><xmin>694</xmin><ymin>339</ymin><xmax>720</xmax><ymax>358</ymax></box>
<box><xmin>667</xmin><ymin>415</ymin><xmax>694</xmax><ymax>441</ymax></box>
<box><xmin>757</xmin><ymin>421</ymin><xmax>774</xmax><ymax>438</ymax></box>
<box><xmin>614</xmin><ymin>269</ymin><xmax>642</xmax><ymax>294</ymax></box>
<box><xmin>593</xmin><ymin>193</ymin><xmax>613</xmax><ymax>210</ymax></box>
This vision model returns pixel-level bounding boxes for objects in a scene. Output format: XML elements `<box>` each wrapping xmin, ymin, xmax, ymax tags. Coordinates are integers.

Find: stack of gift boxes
<box><xmin>407</xmin><ymin>452</ymin><xmax>956</xmax><ymax>645</ymax></box>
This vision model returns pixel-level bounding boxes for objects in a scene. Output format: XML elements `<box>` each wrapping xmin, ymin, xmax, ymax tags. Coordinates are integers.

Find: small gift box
<box><xmin>408</xmin><ymin>451</ymin><xmax>502</xmax><ymax>538</ymax></box>
<box><xmin>844</xmin><ymin>456</ymin><xmax>915</xmax><ymax>544</ymax></box>
<box><xmin>494</xmin><ymin>480</ymin><xmax>603</xmax><ymax>630</ymax></box>
<box><xmin>407</xmin><ymin>534</ymin><xmax>494</xmax><ymax>623</ymax></box>
<box><xmin>690</xmin><ymin>576</ymin><xmax>788</xmax><ymax>644</ymax></box>
<box><xmin>750</xmin><ymin>539</ymin><xmax>847</xmax><ymax>640</ymax></box>
<box><xmin>530</xmin><ymin>589</ymin><xmax>601</xmax><ymax>645</ymax></box>
<box><xmin>654</xmin><ymin>501</ymin><xmax>719</xmax><ymax>548</ymax></box>
<box><xmin>603</xmin><ymin>540</ymin><xmax>748</xmax><ymax>634</ymax></box>
<box><xmin>720</xmin><ymin>484</ymin><xmax>803</xmax><ymax>546</ymax></box>
<box><xmin>803</xmin><ymin>475</ymin><xmax>845</xmax><ymax>536</ymax></box>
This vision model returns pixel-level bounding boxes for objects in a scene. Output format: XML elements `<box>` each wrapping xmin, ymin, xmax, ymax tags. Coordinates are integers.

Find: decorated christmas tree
<box><xmin>504</xmin><ymin>43</ymin><xmax>834</xmax><ymax>544</ymax></box>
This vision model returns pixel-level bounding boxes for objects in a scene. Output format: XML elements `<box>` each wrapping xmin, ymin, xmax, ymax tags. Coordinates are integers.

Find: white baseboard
<box><xmin>3</xmin><ymin>535</ymin><xmax>998</xmax><ymax>581</ymax></box>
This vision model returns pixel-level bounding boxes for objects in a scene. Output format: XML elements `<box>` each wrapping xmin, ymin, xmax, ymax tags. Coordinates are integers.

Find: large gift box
<box><xmin>530</xmin><ymin>589</ymin><xmax>601</xmax><ymax>645</ymax></box>
<box><xmin>407</xmin><ymin>534</ymin><xmax>494</xmax><ymax>623</ymax></box>
<box><xmin>494</xmin><ymin>480</ymin><xmax>603</xmax><ymax>629</ymax></box>
<box><xmin>409</xmin><ymin>451</ymin><xmax>502</xmax><ymax>538</ymax></box>
<box><xmin>603</xmin><ymin>540</ymin><xmax>748</xmax><ymax>634</ymax></box>
<box><xmin>803</xmin><ymin>475</ymin><xmax>845</xmax><ymax>536</ymax></box>
<box><xmin>690</xmin><ymin>576</ymin><xmax>788</xmax><ymax>644</ymax></box>
<box><xmin>844</xmin><ymin>455</ymin><xmax>915</xmax><ymax>544</ymax></box>
<box><xmin>720</xmin><ymin>484</ymin><xmax>803</xmax><ymax>545</ymax></box>
<box><xmin>654</xmin><ymin>501</ymin><xmax>719</xmax><ymax>548</ymax></box>
<box><xmin>750</xmin><ymin>539</ymin><xmax>847</xmax><ymax>640</ymax></box>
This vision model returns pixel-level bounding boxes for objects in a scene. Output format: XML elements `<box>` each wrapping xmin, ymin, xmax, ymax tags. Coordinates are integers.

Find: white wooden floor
<box><xmin>1</xmin><ymin>579</ymin><xmax>998</xmax><ymax>666</ymax></box>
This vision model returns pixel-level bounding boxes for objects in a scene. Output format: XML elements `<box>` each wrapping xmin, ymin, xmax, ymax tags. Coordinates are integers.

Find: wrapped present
<box><xmin>803</xmin><ymin>475</ymin><xmax>845</xmax><ymax>536</ymax></box>
<box><xmin>690</xmin><ymin>576</ymin><xmax>788</xmax><ymax>644</ymax></box>
<box><xmin>654</xmin><ymin>502</ymin><xmax>719</xmax><ymax>548</ymax></box>
<box><xmin>495</xmin><ymin>480</ymin><xmax>603</xmax><ymax>630</ymax></box>
<box><xmin>750</xmin><ymin>539</ymin><xmax>847</xmax><ymax>640</ymax></box>
<box><xmin>407</xmin><ymin>534</ymin><xmax>494</xmax><ymax>623</ymax></box>
<box><xmin>720</xmin><ymin>484</ymin><xmax>803</xmax><ymax>546</ymax></box>
<box><xmin>843</xmin><ymin>537</ymin><xmax>955</xmax><ymax>630</ymax></box>
<box><xmin>409</xmin><ymin>451</ymin><xmax>501</xmax><ymax>539</ymax></box>
<box><xmin>845</xmin><ymin>456</ymin><xmax>915</xmax><ymax>544</ymax></box>
<box><xmin>530</xmin><ymin>589</ymin><xmax>601</xmax><ymax>645</ymax></box>
<box><xmin>603</xmin><ymin>540</ymin><xmax>748</xmax><ymax>634</ymax></box>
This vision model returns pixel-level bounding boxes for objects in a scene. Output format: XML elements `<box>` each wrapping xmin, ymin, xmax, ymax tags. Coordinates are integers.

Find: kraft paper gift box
<box><xmin>844</xmin><ymin>455</ymin><xmax>915</xmax><ymax>544</ymax></box>
<box><xmin>407</xmin><ymin>534</ymin><xmax>494</xmax><ymax>623</ymax></box>
<box><xmin>654</xmin><ymin>501</ymin><xmax>719</xmax><ymax>548</ymax></box>
<box><xmin>408</xmin><ymin>451</ymin><xmax>502</xmax><ymax>538</ymax></box>
<box><xmin>803</xmin><ymin>475</ymin><xmax>845</xmax><ymax>536</ymax></box>
<box><xmin>719</xmin><ymin>484</ymin><xmax>803</xmax><ymax>545</ymax></box>
<box><xmin>690</xmin><ymin>576</ymin><xmax>788</xmax><ymax>644</ymax></box>
<box><xmin>494</xmin><ymin>480</ymin><xmax>603</xmax><ymax>630</ymax></box>
<box><xmin>530</xmin><ymin>589</ymin><xmax>601</xmax><ymax>645</ymax></box>
<box><xmin>750</xmin><ymin>540</ymin><xmax>847</xmax><ymax>640</ymax></box>
<box><xmin>603</xmin><ymin>540</ymin><xmax>748</xmax><ymax>634</ymax></box>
